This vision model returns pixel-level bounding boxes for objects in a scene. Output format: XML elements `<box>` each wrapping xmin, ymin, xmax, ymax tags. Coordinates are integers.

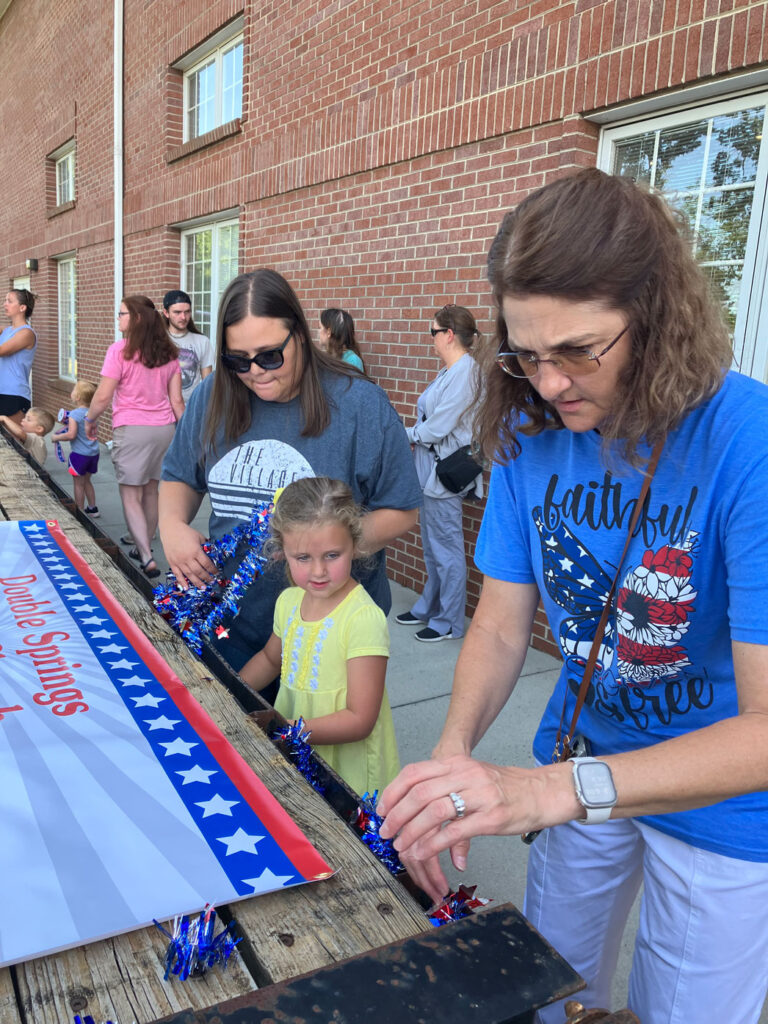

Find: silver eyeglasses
<box><xmin>496</xmin><ymin>323</ymin><xmax>631</xmax><ymax>379</ymax></box>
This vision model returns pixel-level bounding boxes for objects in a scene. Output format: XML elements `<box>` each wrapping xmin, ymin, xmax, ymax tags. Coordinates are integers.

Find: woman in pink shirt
<box><xmin>86</xmin><ymin>295</ymin><xmax>184</xmax><ymax>578</ymax></box>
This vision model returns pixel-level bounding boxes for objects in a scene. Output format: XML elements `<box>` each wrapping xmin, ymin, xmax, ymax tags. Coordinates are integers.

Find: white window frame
<box><xmin>175</xmin><ymin>19</ymin><xmax>244</xmax><ymax>143</ymax></box>
<box><xmin>597</xmin><ymin>91</ymin><xmax>768</xmax><ymax>383</ymax></box>
<box><xmin>179</xmin><ymin>215</ymin><xmax>240</xmax><ymax>338</ymax></box>
<box><xmin>57</xmin><ymin>256</ymin><xmax>77</xmax><ymax>381</ymax></box>
<box><xmin>51</xmin><ymin>141</ymin><xmax>75</xmax><ymax>205</ymax></box>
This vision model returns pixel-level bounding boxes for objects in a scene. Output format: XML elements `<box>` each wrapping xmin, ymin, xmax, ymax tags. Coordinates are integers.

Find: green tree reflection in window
<box><xmin>612</xmin><ymin>106</ymin><xmax>765</xmax><ymax>334</ymax></box>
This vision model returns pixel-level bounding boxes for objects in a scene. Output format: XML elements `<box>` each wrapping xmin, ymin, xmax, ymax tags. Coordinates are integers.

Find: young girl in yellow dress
<box><xmin>239</xmin><ymin>477</ymin><xmax>400</xmax><ymax>796</ymax></box>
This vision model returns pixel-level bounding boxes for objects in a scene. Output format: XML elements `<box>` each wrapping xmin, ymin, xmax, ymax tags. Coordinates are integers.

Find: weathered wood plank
<box><xmin>0</xmin><ymin>443</ymin><xmax>429</xmax><ymax>1021</ymax></box>
<box><xmin>0</xmin><ymin>968</ymin><xmax>23</xmax><ymax>1024</ymax></box>
<box><xmin>15</xmin><ymin>926</ymin><xmax>256</xmax><ymax>1024</ymax></box>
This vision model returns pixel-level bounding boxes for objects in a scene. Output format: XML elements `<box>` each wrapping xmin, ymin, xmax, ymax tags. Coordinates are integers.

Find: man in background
<box><xmin>161</xmin><ymin>290</ymin><xmax>213</xmax><ymax>403</ymax></box>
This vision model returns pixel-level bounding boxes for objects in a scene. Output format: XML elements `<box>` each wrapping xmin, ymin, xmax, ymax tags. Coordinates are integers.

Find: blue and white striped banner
<box><xmin>0</xmin><ymin>520</ymin><xmax>332</xmax><ymax>968</ymax></box>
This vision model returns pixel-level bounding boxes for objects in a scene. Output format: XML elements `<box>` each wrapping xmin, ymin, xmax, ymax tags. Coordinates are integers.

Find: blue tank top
<box><xmin>0</xmin><ymin>324</ymin><xmax>37</xmax><ymax>401</ymax></box>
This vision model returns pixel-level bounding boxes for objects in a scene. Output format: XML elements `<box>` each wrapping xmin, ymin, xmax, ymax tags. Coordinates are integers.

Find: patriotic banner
<box><xmin>0</xmin><ymin>520</ymin><xmax>333</xmax><ymax>968</ymax></box>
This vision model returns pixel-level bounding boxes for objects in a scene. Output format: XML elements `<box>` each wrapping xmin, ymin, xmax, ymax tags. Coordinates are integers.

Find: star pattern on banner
<box><xmin>16</xmin><ymin>520</ymin><xmax>306</xmax><ymax>898</ymax></box>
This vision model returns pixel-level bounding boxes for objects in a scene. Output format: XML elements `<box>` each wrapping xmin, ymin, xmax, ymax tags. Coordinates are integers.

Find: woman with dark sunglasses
<box><xmin>159</xmin><ymin>269</ymin><xmax>420</xmax><ymax>700</ymax></box>
<box><xmin>395</xmin><ymin>304</ymin><xmax>482</xmax><ymax>643</ymax></box>
<box><xmin>380</xmin><ymin>169</ymin><xmax>768</xmax><ymax>1023</ymax></box>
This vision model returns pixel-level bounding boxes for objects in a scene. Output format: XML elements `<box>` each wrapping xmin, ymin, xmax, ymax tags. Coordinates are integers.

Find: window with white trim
<box><xmin>180</xmin><ymin>218</ymin><xmax>239</xmax><ymax>337</ymax></box>
<box><xmin>54</xmin><ymin>143</ymin><xmax>75</xmax><ymax>205</ymax></box>
<box><xmin>598</xmin><ymin>94</ymin><xmax>768</xmax><ymax>381</ymax></box>
<box><xmin>57</xmin><ymin>257</ymin><xmax>77</xmax><ymax>381</ymax></box>
<box><xmin>181</xmin><ymin>29</ymin><xmax>243</xmax><ymax>142</ymax></box>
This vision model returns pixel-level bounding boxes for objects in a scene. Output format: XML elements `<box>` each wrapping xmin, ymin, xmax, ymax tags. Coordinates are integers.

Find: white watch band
<box><xmin>571</xmin><ymin>756</ymin><xmax>617</xmax><ymax>825</ymax></box>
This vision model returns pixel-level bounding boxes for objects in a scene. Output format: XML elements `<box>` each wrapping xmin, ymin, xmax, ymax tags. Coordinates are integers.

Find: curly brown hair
<box><xmin>476</xmin><ymin>168</ymin><xmax>733</xmax><ymax>466</ymax></box>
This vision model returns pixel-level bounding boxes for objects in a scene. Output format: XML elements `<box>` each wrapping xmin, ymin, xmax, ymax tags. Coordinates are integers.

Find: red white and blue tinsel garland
<box><xmin>153</xmin><ymin>500</ymin><xmax>273</xmax><ymax>655</ymax></box>
<box><xmin>153</xmin><ymin>904</ymin><xmax>240</xmax><ymax>981</ymax></box>
<box><xmin>428</xmin><ymin>885</ymin><xmax>491</xmax><ymax>927</ymax></box>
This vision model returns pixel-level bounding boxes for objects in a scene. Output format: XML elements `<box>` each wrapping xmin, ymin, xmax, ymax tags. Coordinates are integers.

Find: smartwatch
<box><xmin>571</xmin><ymin>757</ymin><xmax>617</xmax><ymax>825</ymax></box>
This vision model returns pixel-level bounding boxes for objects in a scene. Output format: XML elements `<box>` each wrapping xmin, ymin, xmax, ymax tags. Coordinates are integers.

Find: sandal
<box><xmin>140</xmin><ymin>558</ymin><xmax>161</xmax><ymax>579</ymax></box>
<box><xmin>120</xmin><ymin>534</ymin><xmax>133</xmax><ymax>546</ymax></box>
<box><xmin>128</xmin><ymin>546</ymin><xmax>144</xmax><ymax>560</ymax></box>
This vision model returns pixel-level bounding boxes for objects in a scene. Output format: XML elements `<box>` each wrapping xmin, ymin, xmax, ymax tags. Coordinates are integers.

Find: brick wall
<box><xmin>3</xmin><ymin>0</ymin><xmax>768</xmax><ymax>657</ymax></box>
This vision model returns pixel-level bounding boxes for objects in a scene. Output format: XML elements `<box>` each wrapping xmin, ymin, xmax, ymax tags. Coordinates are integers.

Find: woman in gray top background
<box><xmin>397</xmin><ymin>304</ymin><xmax>482</xmax><ymax>643</ymax></box>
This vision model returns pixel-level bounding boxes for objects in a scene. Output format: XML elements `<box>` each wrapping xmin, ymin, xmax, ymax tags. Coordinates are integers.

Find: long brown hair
<box><xmin>121</xmin><ymin>295</ymin><xmax>179</xmax><ymax>368</ymax></box>
<box><xmin>204</xmin><ymin>270</ymin><xmax>360</xmax><ymax>451</ymax></box>
<box><xmin>477</xmin><ymin>168</ymin><xmax>732</xmax><ymax>466</ymax></box>
<box><xmin>320</xmin><ymin>307</ymin><xmax>366</xmax><ymax>371</ymax></box>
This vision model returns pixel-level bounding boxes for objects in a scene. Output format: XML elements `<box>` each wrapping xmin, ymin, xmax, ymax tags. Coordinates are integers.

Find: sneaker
<box><xmin>415</xmin><ymin>627</ymin><xmax>454</xmax><ymax>643</ymax></box>
<box><xmin>85</xmin><ymin>505</ymin><xmax>100</xmax><ymax>518</ymax></box>
<box><xmin>395</xmin><ymin>611</ymin><xmax>425</xmax><ymax>626</ymax></box>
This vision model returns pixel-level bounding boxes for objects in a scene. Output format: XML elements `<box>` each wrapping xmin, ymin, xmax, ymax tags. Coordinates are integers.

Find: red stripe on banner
<box><xmin>43</xmin><ymin>521</ymin><xmax>333</xmax><ymax>882</ymax></box>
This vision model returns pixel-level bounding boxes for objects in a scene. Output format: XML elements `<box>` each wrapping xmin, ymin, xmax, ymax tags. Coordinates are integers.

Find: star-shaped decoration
<box><xmin>195</xmin><ymin>794</ymin><xmax>240</xmax><ymax>818</ymax></box>
<box><xmin>176</xmin><ymin>765</ymin><xmax>218</xmax><ymax>785</ymax></box>
<box><xmin>144</xmin><ymin>715</ymin><xmax>180</xmax><ymax>731</ymax></box>
<box><xmin>118</xmin><ymin>675</ymin><xmax>151</xmax><ymax>688</ymax></box>
<box><xmin>98</xmin><ymin>643</ymin><xmax>126</xmax><ymax>654</ymax></box>
<box><xmin>131</xmin><ymin>693</ymin><xmax>165</xmax><ymax>709</ymax></box>
<box><xmin>21</xmin><ymin>523</ymin><xmax>45</xmax><ymax>533</ymax></box>
<box><xmin>217</xmin><ymin>828</ymin><xmax>265</xmax><ymax>856</ymax></box>
<box><xmin>71</xmin><ymin>603</ymin><xmax>98</xmax><ymax>613</ymax></box>
<box><xmin>81</xmin><ymin>616</ymin><xmax>107</xmax><ymax>625</ymax></box>
<box><xmin>159</xmin><ymin>737</ymin><xmax>198</xmax><ymax>757</ymax></box>
<box><xmin>241</xmin><ymin>868</ymin><xmax>294</xmax><ymax>892</ymax></box>
<box><xmin>59</xmin><ymin>584</ymin><xmax>83</xmax><ymax>591</ymax></box>
<box><xmin>109</xmin><ymin>658</ymin><xmax>139</xmax><ymax>670</ymax></box>
<box><xmin>52</xmin><ymin>573</ymin><xmax>77</xmax><ymax>580</ymax></box>
<box><xmin>88</xmin><ymin>629</ymin><xmax>116</xmax><ymax>640</ymax></box>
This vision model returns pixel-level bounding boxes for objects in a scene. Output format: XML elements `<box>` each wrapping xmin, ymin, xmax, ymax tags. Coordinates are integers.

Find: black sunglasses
<box><xmin>221</xmin><ymin>331</ymin><xmax>293</xmax><ymax>373</ymax></box>
<box><xmin>430</xmin><ymin>327</ymin><xmax>450</xmax><ymax>337</ymax></box>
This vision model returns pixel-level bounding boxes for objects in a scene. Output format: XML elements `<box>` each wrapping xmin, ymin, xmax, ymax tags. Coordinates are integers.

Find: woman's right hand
<box><xmin>161</xmin><ymin>522</ymin><xmax>217</xmax><ymax>589</ymax></box>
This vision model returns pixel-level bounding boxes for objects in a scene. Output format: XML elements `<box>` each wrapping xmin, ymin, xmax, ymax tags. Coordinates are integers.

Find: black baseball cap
<box><xmin>163</xmin><ymin>289</ymin><xmax>192</xmax><ymax>309</ymax></box>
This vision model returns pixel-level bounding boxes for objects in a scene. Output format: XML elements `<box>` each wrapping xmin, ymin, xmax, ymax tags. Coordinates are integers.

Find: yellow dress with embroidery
<box><xmin>273</xmin><ymin>584</ymin><xmax>400</xmax><ymax>797</ymax></box>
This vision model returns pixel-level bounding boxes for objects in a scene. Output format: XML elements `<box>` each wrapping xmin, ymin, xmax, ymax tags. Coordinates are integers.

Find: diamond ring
<box><xmin>449</xmin><ymin>791</ymin><xmax>466</xmax><ymax>819</ymax></box>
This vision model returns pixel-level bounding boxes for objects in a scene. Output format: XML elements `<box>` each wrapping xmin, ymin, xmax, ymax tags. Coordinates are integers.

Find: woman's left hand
<box><xmin>378</xmin><ymin>754</ymin><xmax>577</xmax><ymax>903</ymax></box>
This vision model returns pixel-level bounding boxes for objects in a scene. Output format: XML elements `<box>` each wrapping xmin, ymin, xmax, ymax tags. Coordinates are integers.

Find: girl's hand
<box><xmin>161</xmin><ymin>522</ymin><xmax>217</xmax><ymax>589</ymax></box>
<box><xmin>378</xmin><ymin>755</ymin><xmax>579</xmax><ymax>904</ymax></box>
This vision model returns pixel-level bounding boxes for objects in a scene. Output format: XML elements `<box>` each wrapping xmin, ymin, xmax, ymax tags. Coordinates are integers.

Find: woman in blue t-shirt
<box><xmin>379</xmin><ymin>169</ymin><xmax>768</xmax><ymax>1024</ymax></box>
<box><xmin>0</xmin><ymin>288</ymin><xmax>37</xmax><ymax>423</ymax></box>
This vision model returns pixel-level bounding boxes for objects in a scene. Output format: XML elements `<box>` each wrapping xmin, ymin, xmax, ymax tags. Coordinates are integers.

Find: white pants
<box><xmin>524</xmin><ymin>817</ymin><xmax>768</xmax><ymax>1024</ymax></box>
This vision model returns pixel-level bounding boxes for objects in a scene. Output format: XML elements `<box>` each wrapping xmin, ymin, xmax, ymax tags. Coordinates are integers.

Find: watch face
<box><xmin>576</xmin><ymin>761</ymin><xmax>617</xmax><ymax>807</ymax></box>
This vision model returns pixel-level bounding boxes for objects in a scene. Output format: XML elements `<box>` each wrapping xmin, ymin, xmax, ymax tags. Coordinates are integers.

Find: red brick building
<box><xmin>2</xmin><ymin>0</ymin><xmax>768</xmax><ymax>654</ymax></box>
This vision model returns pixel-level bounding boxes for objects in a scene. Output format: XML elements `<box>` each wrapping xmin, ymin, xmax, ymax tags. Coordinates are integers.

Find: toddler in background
<box><xmin>53</xmin><ymin>380</ymin><xmax>101</xmax><ymax>517</ymax></box>
<box><xmin>0</xmin><ymin>407</ymin><xmax>54</xmax><ymax>466</ymax></box>
<box><xmin>240</xmin><ymin>476</ymin><xmax>400</xmax><ymax>797</ymax></box>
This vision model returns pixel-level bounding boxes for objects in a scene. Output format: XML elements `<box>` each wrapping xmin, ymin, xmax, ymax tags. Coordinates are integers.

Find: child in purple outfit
<box><xmin>53</xmin><ymin>380</ymin><xmax>101</xmax><ymax>516</ymax></box>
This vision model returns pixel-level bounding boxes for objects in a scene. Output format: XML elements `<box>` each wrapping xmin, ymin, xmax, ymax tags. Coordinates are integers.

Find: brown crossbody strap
<box><xmin>551</xmin><ymin>438</ymin><xmax>665</xmax><ymax>764</ymax></box>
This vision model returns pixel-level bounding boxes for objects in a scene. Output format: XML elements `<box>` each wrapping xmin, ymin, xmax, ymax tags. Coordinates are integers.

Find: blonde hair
<box><xmin>72</xmin><ymin>379</ymin><xmax>97</xmax><ymax>406</ymax></box>
<box><xmin>28</xmin><ymin>408</ymin><xmax>55</xmax><ymax>435</ymax></box>
<box><xmin>269</xmin><ymin>477</ymin><xmax>364</xmax><ymax>579</ymax></box>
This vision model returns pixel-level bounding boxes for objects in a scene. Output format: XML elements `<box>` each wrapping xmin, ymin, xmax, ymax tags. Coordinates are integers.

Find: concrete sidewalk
<box><xmin>42</xmin><ymin>443</ymin><xmax>767</xmax><ymax>1020</ymax></box>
